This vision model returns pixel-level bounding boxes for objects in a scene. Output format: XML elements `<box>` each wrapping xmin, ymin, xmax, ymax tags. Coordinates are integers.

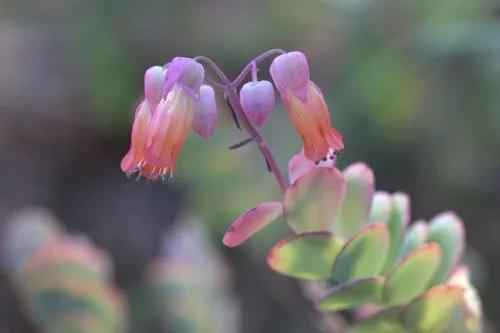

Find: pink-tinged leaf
<box><xmin>427</xmin><ymin>211</ymin><xmax>465</xmax><ymax>284</ymax></box>
<box><xmin>267</xmin><ymin>231</ymin><xmax>343</xmax><ymax>280</ymax></box>
<box><xmin>240</xmin><ymin>80</ymin><xmax>275</xmax><ymax>127</ymax></box>
<box><xmin>334</xmin><ymin>163</ymin><xmax>375</xmax><ymax>240</ymax></box>
<box><xmin>351</xmin><ymin>307</ymin><xmax>405</xmax><ymax>333</ymax></box>
<box><xmin>283</xmin><ymin>168</ymin><xmax>346</xmax><ymax>233</ymax></box>
<box><xmin>223</xmin><ymin>202</ymin><xmax>283</xmax><ymax>247</ymax></box>
<box><xmin>192</xmin><ymin>85</ymin><xmax>218</xmax><ymax>139</ymax></box>
<box><xmin>287</xmin><ymin>149</ymin><xmax>335</xmax><ymax>184</ymax></box>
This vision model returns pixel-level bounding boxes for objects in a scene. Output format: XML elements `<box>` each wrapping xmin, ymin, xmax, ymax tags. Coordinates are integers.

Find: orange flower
<box><xmin>270</xmin><ymin>51</ymin><xmax>343</xmax><ymax>162</ymax></box>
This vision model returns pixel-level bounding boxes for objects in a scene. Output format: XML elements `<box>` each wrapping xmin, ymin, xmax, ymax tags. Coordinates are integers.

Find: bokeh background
<box><xmin>0</xmin><ymin>0</ymin><xmax>499</xmax><ymax>331</ymax></box>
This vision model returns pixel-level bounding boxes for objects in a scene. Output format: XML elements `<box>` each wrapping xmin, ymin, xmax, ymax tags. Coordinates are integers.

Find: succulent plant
<box><xmin>254</xmin><ymin>161</ymin><xmax>482</xmax><ymax>333</ymax></box>
<box><xmin>119</xmin><ymin>49</ymin><xmax>483</xmax><ymax>332</ymax></box>
<box><xmin>146</xmin><ymin>218</ymin><xmax>240</xmax><ymax>333</ymax></box>
<box><xmin>148</xmin><ymin>218</ymin><xmax>239</xmax><ymax>333</ymax></box>
<box><xmin>2</xmin><ymin>207</ymin><xmax>127</xmax><ymax>333</ymax></box>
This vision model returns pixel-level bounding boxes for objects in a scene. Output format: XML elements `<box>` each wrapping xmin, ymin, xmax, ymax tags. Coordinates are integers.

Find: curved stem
<box><xmin>195</xmin><ymin>55</ymin><xmax>288</xmax><ymax>193</ymax></box>
<box><xmin>232</xmin><ymin>48</ymin><xmax>286</xmax><ymax>87</ymax></box>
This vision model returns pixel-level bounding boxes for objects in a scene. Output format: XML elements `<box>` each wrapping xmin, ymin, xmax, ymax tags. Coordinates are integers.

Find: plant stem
<box><xmin>232</xmin><ymin>49</ymin><xmax>285</xmax><ymax>87</ymax></box>
<box><xmin>194</xmin><ymin>54</ymin><xmax>288</xmax><ymax>193</ymax></box>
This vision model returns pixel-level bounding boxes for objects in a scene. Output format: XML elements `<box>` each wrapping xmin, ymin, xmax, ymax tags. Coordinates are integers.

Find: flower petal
<box><xmin>270</xmin><ymin>51</ymin><xmax>310</xmax><ymax>102</ymax></box>
<box><xmin>192</xmin><ymin>85</ymin><xmax>218</xmax><ymax>139</ymax></box>
<box><xmin>120</xmin><ymin>101</ymin><xmax>151</xmax><ymax>173</ymax></box>
<box><xmin>223</xmin><ymin>202</ymin><xmax>283</xmax><ymax>247</ymax></box>
<box><xmin>144</xmin><ymin>66</ymin><xmax>166</xmax><ymax>110</ymax></box>
<box><xmin>284</xmin><ymin>168</ymin><xmax>346</xmax><ymax>233</ymax></box>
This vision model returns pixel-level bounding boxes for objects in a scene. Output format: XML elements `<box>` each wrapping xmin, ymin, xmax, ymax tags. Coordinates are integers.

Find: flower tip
<box><xmin>240</xmin><ymin>80</ymin><xmax>275</xmax><ymax>127</ymax></box>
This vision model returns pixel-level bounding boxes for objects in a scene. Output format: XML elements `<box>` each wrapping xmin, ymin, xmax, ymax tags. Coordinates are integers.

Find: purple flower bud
<box><xmin>144</xmin><ymin>66</ymin><xmax>166</xmax><ymax>110</ymax></box>
<box><xmin>192</xmin><ymin>85</ymin><xmax>218</xmax><ymax>139</ymax></box>
<box><xmin>164</xmin><ymin>57</ymin><xmax>205</xmax><ymax>100</ymax></box>
<box><xmin>269</xmin><ymin>51</ymin><xmax>310</xmax><ymax>102</ymax></box>
<box><xmin>240</xmin><ymin>80</ymin><xmax>275</xmax><ymax>127</ymax></box>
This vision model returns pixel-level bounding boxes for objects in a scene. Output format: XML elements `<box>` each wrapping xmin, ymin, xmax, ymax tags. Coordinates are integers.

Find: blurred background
<box><xmin>0</xmin><ymin>0</ymin><xmax>499</xmax><ymax>331</ymax></box>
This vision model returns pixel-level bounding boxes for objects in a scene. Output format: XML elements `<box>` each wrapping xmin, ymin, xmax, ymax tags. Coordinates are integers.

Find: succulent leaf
<box><xmin>369</xmin><ymin>191</ymin><xmax>393</xmax><ymax>224</ymax></box>
<box><xmin>382</xmin><ymin>193</ymin><xmax>410</xmax><ymax>273</ymax></box>
<box><xmin>402</xmin><ymin>285</ymin><xmax>464</xmax><ymax>332</ymax></box>
<box><xmin>332</xmin><ymin>224</ymin><xmax>389</xmax><ymax>283</ymax></box>
<box><xmin>334</xmin><ymin>163</ymin><xmax>375</xmax><ymax>240</ymax></box>
<box><xmin>283</xmin><ymin>168</ymin><xmax>346</xmax><ymax>233</ymax></box>
<box><xmin>223</xmin><ymin>201</ymin><xmax>283</xmax><ymax>247</ymax></box>
<box><xmin>383</xmin><ymin>243</ymin><xmax>441</xmax><ymax>306</ymax></box>
<box><xmin>319</xmin><ymin>276</ymin><xmax>385</xmax><ymax>311</ymax></box>
<box><xmin>427</xmin><ymin>212</ymin><xmax>465</xmax><ymax>284</ymax></box>
<box><xmin>350</xmin><ymin>307</ymin><xmax>406</xmax><ymax>333</ymax></box>
<box><xmin>399</xmin><ymin>221</ymin><xmax>428</xmax><ymax>259</ymax></box>
<box><xmin>267</xmin><ymin>231</ymin><xmax>343</xmax><ymax>280</ymax></box>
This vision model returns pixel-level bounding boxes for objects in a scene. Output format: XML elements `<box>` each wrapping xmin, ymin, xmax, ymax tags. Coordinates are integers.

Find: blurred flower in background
<box><xmin>0</xmin><ymin>0</ymin><xmax>499</xmax><ymax>332</ymax></box>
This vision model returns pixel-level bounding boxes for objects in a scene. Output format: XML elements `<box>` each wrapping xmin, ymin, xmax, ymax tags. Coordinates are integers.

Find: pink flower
<box><xmin>121</xmin><ymin>58</ymin><xmax>218</xmax><ymax>181</ymax></box>
<box><xmin>270</xmin><ymin>52</ymin><xmax>344</xmax><ymax>162</ymax></box>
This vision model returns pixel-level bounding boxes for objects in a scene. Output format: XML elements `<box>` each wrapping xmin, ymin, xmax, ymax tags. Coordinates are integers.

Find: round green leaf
<box><xmin>382</xmin><ymin>192</ymin><xmax>410</xmax><ymax>273</ymax></box>
<box><xmin>319</xmin><ymin>276</ymin><xmax>385</xmax><ymax>311</ymax></box>
<box><xmin>332</xmin><ymin>224</ymin><xmax>389</xmax><ymax>283</ymax></box>
<box><xmin>369</xmin><ymin>191</ymin><xmax>393</xmax><ymax>224</ymax></box>
<box><xmin>383</xmin><ymin>243</ymin><xmax>441</xmax><ymax>305</ymax></box>
<box><xmin>283</xmin><ymin>168</ymin><xmax>346</xmax><ymax>233</ymax></box>
<box><xmin>402</xmin><ymin>285</ymin><xmax>464</xmax><ymax>332</ymax></box>
<box><xmin>334</xmin><ymin>163</ymin><xmax>375</xmax><ymax>240</ymax></box>
<box><xmin>350</xmin><ymin>307</ymin><xmax>406</xmax><ymax>333</ymax></box>
<box><xmin>267</xmin><ymin>232</ymin><xmax>343</xmax><ymax>280</ymax></box>
<box><xmin>399</xmin><ymin>221</ymin><xmax>428</xmax><ymax>259</ymax></box>
<box><xmin>427</xmin><ymin>212</ymin><xmax>465</xmax><ymax>284</ymax></box>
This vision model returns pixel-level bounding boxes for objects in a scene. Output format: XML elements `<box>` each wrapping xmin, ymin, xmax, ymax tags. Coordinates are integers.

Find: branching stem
<box><xmin>194</xmin><ymin>52</ymin><xmax>288</xmax><ymax>193</ymax></box>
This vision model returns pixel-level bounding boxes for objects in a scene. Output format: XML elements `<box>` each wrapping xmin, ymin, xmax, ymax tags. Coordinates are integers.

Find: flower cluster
<box><xmin>121</xmin><ymin>51</ymin><xmax>344</xmax><ymax>182</ymax></box>
<box><xmin>121</xmin><ymin>57</ymin><xmax>218</xmax><ymax>181</ymax></box>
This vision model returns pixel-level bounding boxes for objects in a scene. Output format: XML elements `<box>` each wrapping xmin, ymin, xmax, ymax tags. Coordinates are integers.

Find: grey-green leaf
<box><xmin>427</xmin><ymin>212</ymin><xmax>465</xmax><ymax>284</ymax></box>
<box><xmin>319</xmin><ymin>276</ymin><xmax>384</xmax><ymax>311</ymax></box>
<box><xmin>334</xmin><ymin>163</ymin><xmax>375</xmax><ymax>240</ymax></box>
<box><xmin>383</xmin><ymin>243</ymin><xmax>441</xmax><ymax>306</ymax></box>
<box><xmin>333</xmin><ymin>224</ymin><xmax>389</xmax><ymax>283</ymax></box>
<box><xmin>382</xmin><ymin>193</ymin><xmax>410</xmax><ymax>273</ymax></box>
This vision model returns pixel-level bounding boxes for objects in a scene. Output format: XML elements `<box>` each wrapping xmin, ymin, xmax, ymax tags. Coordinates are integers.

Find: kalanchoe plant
<box><xmin>121</xmin><ymin>50</ymin><xmax>482</xmax><ymax>332</ymax></box>
<box><xmin>2</xmin><ymin>208</ymin><xmax>126</xmax><ymax>333</ymax></box>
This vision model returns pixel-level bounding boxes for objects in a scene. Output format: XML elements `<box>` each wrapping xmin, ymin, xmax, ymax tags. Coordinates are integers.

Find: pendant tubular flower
<box><xmin>192</xmin><ymin>85</ymin><xmax>218</xmax><ymax>139</ymax></box>
<box><xmin>145</xmin><ymin>85</ymin><xmax>195</xmax><ymax>173</ymax></box>
<box><xmin>240</xmin><ymin>80</ymin><xmax>275</xmax><ymax>127</ymax></box>
<box><xmin>121</xmin><ymin>57</ymin><xmax>206</xmax><ymax>181</ymax></box>
<box><xmin>120</xmin><ymin>101</ymin><xmax>152</xmax><ymax>175</ymax></box>
<box><xmin>270</xmin><ymin>51</ymin><xmax>344</xmax><ymax>162</ymax></box>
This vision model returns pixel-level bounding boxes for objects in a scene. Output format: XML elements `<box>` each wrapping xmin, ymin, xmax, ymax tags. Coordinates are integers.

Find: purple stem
<box><xmin>194</xmin><ymin>52</ymin><xmax>288</xmax><ymax>193</ymax></box>
<box><xmin>232</xmin><ymin>49</ymin><xmax>285</xmax><ymax>87</ymax></box>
